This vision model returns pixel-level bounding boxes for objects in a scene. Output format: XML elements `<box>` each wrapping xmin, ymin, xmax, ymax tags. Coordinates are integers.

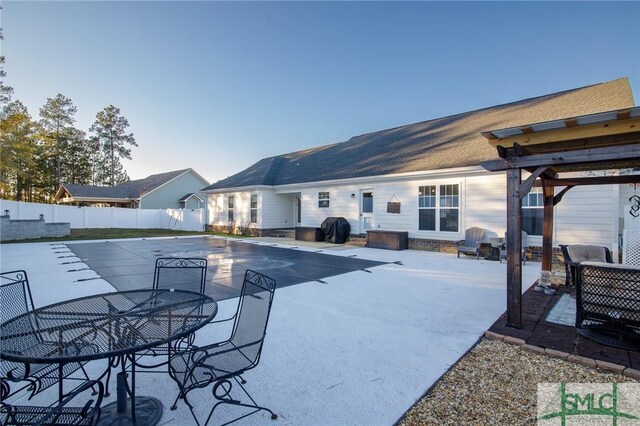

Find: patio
<box><xmin>489</xmin><ymin>280</ymin><xmax>640</xmax><ymax>369</ymax></box>
<box><xmin>1</xmin><ymin>236</ymin><xmax>540</xmax><ymax>425</ymax></box>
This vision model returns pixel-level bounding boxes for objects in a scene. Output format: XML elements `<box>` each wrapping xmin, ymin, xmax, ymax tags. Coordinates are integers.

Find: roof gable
<box><xmin>58</xmin><ymin>169</ymin><xmax>208</xmax><ymax>201</ymax></box>
<box><xmin>203</xmin><ymin>78</ymin><xmax>634</xmax><ymax>191</ymax></box>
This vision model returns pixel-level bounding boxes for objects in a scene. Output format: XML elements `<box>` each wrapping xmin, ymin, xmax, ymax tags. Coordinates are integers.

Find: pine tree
<box><xmin>89</xmin><ymin>105</ymin><xmax>137</xmax><ymax>187</ymax></box>
<box><xmin>39</xmin><ymin>94</ymin><xmax>77</xmax><ymax>191</ymax></box>
<box><xmin>0</xmin><ymin>24</ymin><xmax>14</xmax><ymax>107</ymax></box>
<box><xmin>0</xmin><ymin>101</ymin><xmax>38</xmax><ymax>200</ymax></box>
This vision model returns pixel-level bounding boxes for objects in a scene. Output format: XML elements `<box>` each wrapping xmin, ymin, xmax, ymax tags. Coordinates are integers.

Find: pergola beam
<box><xmin>481</xmin><ymin>143</ymin><xmax>640</xmax><ymax>172</ymax></box>
<box><xmin>533</xmin><ymin>174</ymin><xmax>640</xmax><ymax>187</ymax></box>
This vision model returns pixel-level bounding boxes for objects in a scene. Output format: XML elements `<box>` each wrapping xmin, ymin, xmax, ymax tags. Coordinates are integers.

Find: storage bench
<box><xmin>366</xmin><ymin>230</ymin><xmax>408</xmax><ymax>251</ymax></box>
<box><xmin>295</xmin><ymin>227</ymin><xmax>325</xmax><ymax>242</ymax></box>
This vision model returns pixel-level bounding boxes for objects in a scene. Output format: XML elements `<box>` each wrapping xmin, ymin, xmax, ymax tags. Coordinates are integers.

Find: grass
<box><xmin>1</xmin><ymin>228</ymin><xmax>250</xmax><ymax>243</ymax></box>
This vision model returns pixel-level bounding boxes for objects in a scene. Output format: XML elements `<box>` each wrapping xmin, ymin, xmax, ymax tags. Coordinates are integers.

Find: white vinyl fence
<box><xmin>0</xmin><ymin>200</ymin><xmax>205</xmax><ymax>231</ymax></box>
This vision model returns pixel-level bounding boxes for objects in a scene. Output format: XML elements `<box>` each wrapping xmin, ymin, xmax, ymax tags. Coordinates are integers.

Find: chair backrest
<box><xmin>464</xmin><ymin>227</ymin><xmax>485</xmax><ymax>246</ymax></box>
<box><xmin>503</xmin><ymin>231</ymin><xmax>528</xmax><ymax>250</ymax></box>
<box><xmin>0</xmin><ymin>270</ymin><xmax>34</xmax><ymax>323</ymax></box>
<box><xmin>566</xmin><ymin>245</ymin><xmax>612</xmax><ymax>263</ymax></box>
<box><xmin>153</xmin><ymin>258</ymin><xmax>207</xmax><ymax>294</ymax></box>
<box><xmin>228</xmin><ymin>269</ymin><xmax>277</xmax><ymax>367</ymax></box>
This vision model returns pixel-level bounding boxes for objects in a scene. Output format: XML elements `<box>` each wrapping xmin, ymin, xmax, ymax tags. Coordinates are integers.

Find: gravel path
<box><xmin>399</xmin><ymin>339</ymin><xmax>639</xmax><ymax>425</ymax></box>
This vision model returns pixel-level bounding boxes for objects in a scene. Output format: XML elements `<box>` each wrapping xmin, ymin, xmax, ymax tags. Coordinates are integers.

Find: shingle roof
<box><xmin>178</xmin><ymin>193</ymin><xmax>203</xmax><ymax>202</ymax></box>
<box><xmin>62</xmin><ymin>169</ymin><xmax>191</xmax><ymax>200</ymax></box>
<box><xmin>203</xmin><ymin>78</ymin><xmax>634</xmax><ymax>191</ymax></box>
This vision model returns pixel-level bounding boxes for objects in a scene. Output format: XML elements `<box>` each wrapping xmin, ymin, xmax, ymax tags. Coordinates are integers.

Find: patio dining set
<box><xmin>0</xmin><ymin>259</ymin><xmax>279</xmax><ymax>426</ymax></box>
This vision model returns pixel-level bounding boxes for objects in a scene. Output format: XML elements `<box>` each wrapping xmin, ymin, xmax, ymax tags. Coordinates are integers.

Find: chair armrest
<box><xmin>30</xmin><ymin>380</ymin><xmax>104</xmax><ymax>424</ymax></box>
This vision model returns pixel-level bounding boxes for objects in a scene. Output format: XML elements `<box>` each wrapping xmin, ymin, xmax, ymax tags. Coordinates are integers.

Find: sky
<box><xmin>3</xmin><ymin>1</ymin><xmax>639</xmax><ymax>185</ymax></box>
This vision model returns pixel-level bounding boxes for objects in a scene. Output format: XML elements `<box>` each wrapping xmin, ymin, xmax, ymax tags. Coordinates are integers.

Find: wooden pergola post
<box><xmin>541</xmin><ymin>179</ymin><xmax>554</xmax><ymax>272</ymax></box>
<box><xmin>506</xmin><ymin>168</ymin><xmax>523</xmax><ymax>328</ymax></box>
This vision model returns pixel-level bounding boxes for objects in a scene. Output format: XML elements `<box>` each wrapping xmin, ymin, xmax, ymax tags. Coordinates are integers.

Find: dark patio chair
<box><xmin>133</xmin><ymin>258</ymin><xmax>208</xmax><ymax>369</ymax></box>
<box><xmin>1</xmin><ymin>379</ymin><xmax>104</xmax><ymax>425</ymax></box>
<box><xmin>456</xmin><ymin>227</ymin><xmax>485</xmax><ymax>259</ymax></box>
<box><xmin>0</xmin><ymin>270</ymin><xmax>96</xmax><ymax>400</ymax></box>
<box><xmin>168</xmin><ymin>269</ymin><xmax>278</xmax><ymax>425</ymax></box>
<box><xmin>499</xmin><ymin>231</ymin><xmax>528</xmax><ymax>265</ymax></box>
<box><xmin>560</xmin><ymin>244</ymin><xmax>613</xmax><ymax>286</ymax></box>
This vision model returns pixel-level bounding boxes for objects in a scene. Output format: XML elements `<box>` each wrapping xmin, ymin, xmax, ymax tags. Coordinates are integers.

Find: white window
<box><xmin>227</xmin><ymin>196</ymin><xmax>234</xmax><ymax>221</ymax></box>
<box><xmin>318</xmin><ymin>192</ymin><xmax>330</xmax><ymax>208</ymax></box>
<box><xmin>522</xmin><ymin>187</ymin><xmax>543</xmax><ymax>236</ymax></box>
<box><xmin>250</xmin><ymin>194</ymin><xmax>258</xmax><ymax>223</ymax></box>
<box><xmin>418</xmin><ymin>184</ymin><xmax>459</xmax><ymax>232</ymax></box>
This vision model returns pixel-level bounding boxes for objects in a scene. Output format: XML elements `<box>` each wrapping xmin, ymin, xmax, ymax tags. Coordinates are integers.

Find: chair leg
<box><xmin>200</xmin><ymin>378</ymin><xmax>277</xmax><ymax>425</ymax></box>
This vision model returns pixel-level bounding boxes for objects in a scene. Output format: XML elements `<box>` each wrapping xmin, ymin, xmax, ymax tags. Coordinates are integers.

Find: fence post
<box><xmin>17</xmin><ymin>201</ymin><xmax>21</xmax><ymax>219</ymax></box>
<box><xmin>136</xmin><ymin>209</ymin><xmax>139</xmax><ymax>229</ymax></box>
<box><xmin>111</xmin><ymin>207</ymin><xmax>116</xmax><ymax>228</ymax></box>
<box><xmin>53</xmin><ymin>204</ymin><xmax>58</xmax><ymax>222</ymax></box>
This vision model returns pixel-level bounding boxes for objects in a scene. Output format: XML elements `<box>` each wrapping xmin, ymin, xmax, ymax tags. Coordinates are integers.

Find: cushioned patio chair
<box><xmin>499</xmin><ymin>231</ymin><xmax>528</xmax><ymax>265</ymax></box>
<box><xmin>168</xmin><ymin>269</ymin><xmax>278</xmax><ymax>425</ymax></box>
<box><xmin>1</xmin><ymin>379</ymin><xmax>104</xmax><ymax>425</ymax></box>
<box><xmin>560</xmin><ymin>244</ymin><xmax>614</xmax><ymax>286</ymax></box>
<box><xmin>456</xmin><ymin>227</ymin><xmax>486</xmax><ymax>259</ymax></box>
<box><xmin>0</xmin><ymin>270</ymin><xmax>96</xmax><ymax>401</ymax></box>
<box><xmin>133</xmin><ymin>258</ymin><xmax>208</xmax><ymax>369</ymax></box>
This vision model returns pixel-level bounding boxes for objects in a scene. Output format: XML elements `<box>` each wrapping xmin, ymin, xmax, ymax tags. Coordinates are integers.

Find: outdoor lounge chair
<box><xmin>168</xmin><ymin>269</ymin><xmax>278</xmax><ymax>425</ymax></box>
<box><xmin>0</xmin><ymin>270</ymin><xmax>96</xmax><ymax>401</ymax></box>
<box><xmin>133</xmin><ymin>257</ymin><xmax>208</xmax><ymax>369</ymax></box>
<box><xmin>1</xmin><ymin>379</ymin><xmax>104</xmax><ymax>425</ymax></box>
<box><xmin>499</xmin><ymin>231</ymin><xmax>528</xmax><ymax>265</ymax></box>
<box><xmin>456</xmin><ymin>227</ymin><xmax>486</xmax><ymax>259</ymax></box>
<box><xmin>560</xmin><ymin>244</ymin><xmax>614</xmax><ymax>286</ymax></box>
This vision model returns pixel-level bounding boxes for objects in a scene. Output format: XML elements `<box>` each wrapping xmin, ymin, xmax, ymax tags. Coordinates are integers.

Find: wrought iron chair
<box><xmin>133</xmin><ymin>258</ymin><xmax>208</xmax><ymax>369</ymax></box>
<box><xmin>1</xmin><ymin>378</ymin><xmax>104</xmax><ymax>425</ymax></box>
<box><xmin>499</xmin><ymin>231</ymin><xmax>528</xmax><ymax>265</ymax></box>
<box><xmin>574</xmin><ymin>262</ymin><xmax>640</xmax><ymax>350</ymax></box>
<box><xmin>560</xmin><ymin>244</ymin><xmax>614</xmax><ymax>286</ymax></box>
<box><xmin>0</xmin><ymin>270</ymin><xmax>96</xmax><ymax>400</ymax></box>
<box><xmin>168</xmin><ymin>269</ymin><xmax>278</xmax><ymax>425</ymax></box>
<box><xmin>456</xmin><ymin>227</ymin><xmax>486</xmax><ymax>259</ymax></box>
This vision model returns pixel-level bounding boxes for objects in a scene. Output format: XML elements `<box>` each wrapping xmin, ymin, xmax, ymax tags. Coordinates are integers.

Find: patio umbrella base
<box><xmin>98</xmin><ymin>397</ymin><xmax>163</xmax><ymax>426</ymax></box>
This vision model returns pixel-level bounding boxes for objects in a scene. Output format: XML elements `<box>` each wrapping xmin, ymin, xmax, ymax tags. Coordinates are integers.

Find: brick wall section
<box><xmin>206</xmin><ymin>224</ymin><xmax>295</xmax><ymax>238</ymax></box>
<box><xmin>1</xmin><ymin>214</ymin><xmax>70</xmax><ymax>241</ymax></box>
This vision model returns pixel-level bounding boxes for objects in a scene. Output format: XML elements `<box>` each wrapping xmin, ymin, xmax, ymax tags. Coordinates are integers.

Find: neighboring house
<box><xmin>202</xmin><ymin>78</ymin><xmax>635</xmax><ymax>257</ymax></box>
<box><xmin>55</xmin><ymin>169</ymin><xmax>209</xmax><ymax>209</ymax></box>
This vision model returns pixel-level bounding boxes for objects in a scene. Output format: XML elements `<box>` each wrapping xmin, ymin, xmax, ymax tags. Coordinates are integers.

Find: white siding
<box><xmin>554</xmin><ymin>184</ymin><xmax>616</xmax><ymax>247</ymax></box>
<box><xmin>465</xmin><ymin>173</ymin><xmax>507</xmax><ymax>235</ymax></box>
<box><xmin>207</xmin><ymin>168</ymin><xmax>620</xmax><ymax>250</ymax></box>
<box><xmin>299</xmin><ymin>185</ymin><xmax>360</xmax><ymax>231</ymax></box>
<box><xmin>261</xmin><ymin>190</ymin><xmax>295</xmax><ymax>228</ymax></box>
<box><xmin>207</xmin><ymin>191</ymin><xmax>255</xmax><ymax>226</ymax></box>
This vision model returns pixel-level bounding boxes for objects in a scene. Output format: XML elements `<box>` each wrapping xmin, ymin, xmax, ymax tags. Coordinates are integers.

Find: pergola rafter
<box><xmin>481</xmin><ymin>107</ymin><xmax>640</xmax><ymax>328</ymax></box>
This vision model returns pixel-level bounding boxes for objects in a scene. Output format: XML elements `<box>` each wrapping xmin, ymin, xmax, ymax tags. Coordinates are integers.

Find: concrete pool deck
<box><xmin>1</xmin><ymin>236</ymin><xmax>540</xmax><ymax>425</ymax></box>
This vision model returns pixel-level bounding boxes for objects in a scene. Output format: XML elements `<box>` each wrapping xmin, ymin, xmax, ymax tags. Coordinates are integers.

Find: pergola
<box><xmin>480</xmin><ymin>106</ymin><xmax>640</xmax><ymax>328</ymax></box>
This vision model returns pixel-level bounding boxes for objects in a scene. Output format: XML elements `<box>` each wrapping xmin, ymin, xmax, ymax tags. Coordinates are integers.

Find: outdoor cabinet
<box><xmin>366</xmin><ymin>230</ymin><xmax>409</xmax><ymax>250</ymax></box>
<box><xmin>295</xmin><ymin>227</ymin><xmax>325</xmax><ymax>242</ymax></box>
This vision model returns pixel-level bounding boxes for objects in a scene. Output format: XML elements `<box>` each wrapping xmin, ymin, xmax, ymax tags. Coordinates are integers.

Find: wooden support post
<box><xmin>506</xmin><ymin>168</ymin><xmax>523</xmax><ymax>328</ymax></box>
<box><xmin>542</xmin><ymin>179</ymin><xmax>555</xmax><ymax>272</ymax></box>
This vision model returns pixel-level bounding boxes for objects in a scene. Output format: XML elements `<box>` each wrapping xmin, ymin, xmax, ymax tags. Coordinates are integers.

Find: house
<box><xmin>201</xmin><ymin>78</ymin><xmax>635</xmax><ymax>258</ymax></box>
<box><xmin>55</xmin><ymin>169</ymin><xmax>209</xmax><ymax>209</ymax></box>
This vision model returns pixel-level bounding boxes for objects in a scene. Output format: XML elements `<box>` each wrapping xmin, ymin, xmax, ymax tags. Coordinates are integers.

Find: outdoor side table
<box><xmin>0</xmin><ymin>289</ymin><xmax>218</xmax><ymax>426</ymax></box>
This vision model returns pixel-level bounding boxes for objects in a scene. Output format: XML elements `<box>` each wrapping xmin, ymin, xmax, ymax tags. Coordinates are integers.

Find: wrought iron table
<box><xmin>0</xmin><ymin>289</ymin><xmax>218</xmax><ymax>425</ymax></box>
